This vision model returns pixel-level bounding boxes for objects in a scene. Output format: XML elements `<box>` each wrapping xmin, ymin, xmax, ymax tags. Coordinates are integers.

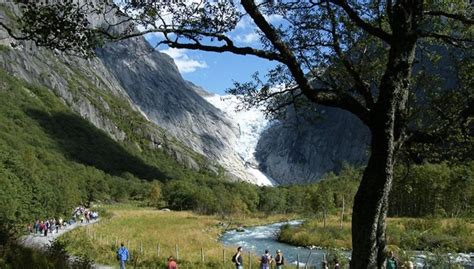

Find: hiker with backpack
<box><xmin>116</xmin><ymin>243</ymin><xmax>129</xmax><ymax>269</ymax></box>
<box><xmin>275</xmin><ymin>250</ymin><xmax>284</xmax><ymax>268</ymax></box>
<box><xmin>232</xmin><ymin>246</ymin><xmax>244</xmax><ymax>269</ymax></box>
<box><xmin>260</xmin><ymin>249</ymin><xmax>272</xmax><ymax>269</ymax></box>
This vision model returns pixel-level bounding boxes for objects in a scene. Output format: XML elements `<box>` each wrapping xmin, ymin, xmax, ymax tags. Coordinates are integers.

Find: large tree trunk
<box><xmin>350</xmin><ymin>120</ymin><xmax>396</xmax><ymax>269</ymax></box>
<box><xmin>350</xmin><ymin>2</ymin><xmax>421</xmax><ymax>265</ymax></box>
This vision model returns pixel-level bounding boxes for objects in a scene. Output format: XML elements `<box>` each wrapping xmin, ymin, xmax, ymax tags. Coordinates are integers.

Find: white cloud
<box><xmin>264</xmin><ymin>13</ymin><xmax>284</xmax><ymax>24</ymax></box>
<box><xmin>236</xmin><ymin>16</ymin><xmax>254</xmax><ymax>30</ymax></box>
<box><xmin>235</xmin><ymin>32</ymin><xmax>260</xmax><ymax>44</ymax></box>
<box><xmin>161</xmin><ymin>48</ymin><xmax>208</xmax><ymax>73</ymax></box>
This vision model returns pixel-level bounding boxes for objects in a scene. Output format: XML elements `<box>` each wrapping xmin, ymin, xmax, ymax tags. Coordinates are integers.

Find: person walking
<box><xmin>44</xmin><ymin>220</ymin><xmax>49</xmax><ymax>237</ymax></box>
<box><xmin>260</xmin><ymin>249</ymin><xmax>272</xmax><ymax>269</ymax></box>
<box><xmin>275</xmin><ymin>250</ymin><xmax>284</xmax><ymax>269</ymax></box>
<box><xmin>386</xmin><ymin>251</ymin><xmax>398</xmax><ymax>269</ymax></box>
<box><xmin>233</xmin><ymin>246</ymin><xmax>244</xmax><ymax>269</ymax></box>
<box><xmin>167</xmin><ymin>256</ymin><xmax>178</xmax><ymax>269</ymax></box>
<box><xmin>322</xmin><ymin>260</ymin><xmax>329</xmax><ymax>269</ymax></box>
<box><xmin>333</xmin><ymin>258</ymin><xmax>340</xmax><ymax>269</ymax></box>
<box><xmin>116</xmin><ymin>243</ymin><xmax>129</xmax><ymax>269</ymax></box>
<box><xmin>34</xmin><ymin>220</ymin><xmax>39</xmax><ymax>234</ymax></box>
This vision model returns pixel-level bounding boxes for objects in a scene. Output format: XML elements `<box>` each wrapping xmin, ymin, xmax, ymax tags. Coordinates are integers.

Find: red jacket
<box><xmin>167</xmin><ymin>261</ymin><xmax>178</xmax><ymax>269</ymax></box>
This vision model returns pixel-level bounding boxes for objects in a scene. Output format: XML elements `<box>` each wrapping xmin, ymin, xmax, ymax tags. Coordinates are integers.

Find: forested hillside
<box><xmin>0</xmin><ymin>67</ymin><xmax>224</xmax><ymax>240</ymax></box>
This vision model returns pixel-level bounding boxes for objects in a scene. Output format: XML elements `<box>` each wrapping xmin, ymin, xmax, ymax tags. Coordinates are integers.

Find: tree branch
<box><xmin>424</xmin><ymin>10</ymin><xmax>474</xmax><ymax>25</ymax></box>
<box><xmin>325</xmin><ymin>1</ymin><xmax>374</xmax><ymax>108</ymax></box>
<box><xmin>330</xmin><ymin>0</ymin><xmax>392</xmax><ymax>43</ymax></box>
<box><xmin>162</xmin><ymin>40</ymin><xmax>285</xmax><ymax>62</ymax></box>
<box><xmin>95</xmin><ymin>27</ymin><xmax>286</xmax><ymax>62</ymax></box>
<box><xmin>241</xmin><ymin>0</ymin><xmax>370</xmax><ymax>124</ymax></box>
<box><xmin>419</xmin><ymin>32</ymin><xmax>473</xmax><ymax>48</ymax></box>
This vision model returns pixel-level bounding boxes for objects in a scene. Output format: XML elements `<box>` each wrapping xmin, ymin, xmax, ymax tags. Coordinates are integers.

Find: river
<box><xmin>220</xmin><ymin>221</ymin><xmax>329</xmax><ymax>267</ymax></box>
<box><xmin>219</xmin><ymin>221</ymin><xmax>474</xmax><ymax>268</ymax></box>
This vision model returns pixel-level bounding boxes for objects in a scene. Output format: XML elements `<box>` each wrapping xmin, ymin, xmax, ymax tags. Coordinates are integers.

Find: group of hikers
<box><xmin>26</xmin><ymin>205</ymin><xmax>99</xmax><ymax>237</ymax></box>
<box><xmin>232</xmin><ymin>247</ymin><xmax>406</xmax><ymax>269</ymax></box>
<box><xmin>233</xmin><ymin>246</ymin><xmax>285</xmax><ymax>269</ymax></box>
<box><xmin>115</xmin><ymin>245</ymin><xmax>406</xmax><ymax>269</ymax></box>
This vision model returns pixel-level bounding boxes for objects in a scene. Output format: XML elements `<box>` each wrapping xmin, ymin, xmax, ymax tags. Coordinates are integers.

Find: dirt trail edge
<box><xmin>18</xmin><ymin>220</ymin><xmax>114</xmax><ymax>269</ymax></box>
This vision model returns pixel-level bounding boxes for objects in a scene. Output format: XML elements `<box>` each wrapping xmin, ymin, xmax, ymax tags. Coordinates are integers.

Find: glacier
<box><xmin>205</xmin><ymin>94</ymin><xmax>278</xmax><ymax>186</ymax></box>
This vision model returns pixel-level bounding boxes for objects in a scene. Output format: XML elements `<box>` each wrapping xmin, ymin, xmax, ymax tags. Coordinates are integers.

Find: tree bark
<box><xmin>350</xmin><ymin>17</ymin><xmax>419</xmax><ymax>269</ymax></box>
<box><xmin>350</xmin><ymin>122</ymin><xmax>396</xmax><ymax>269</ymax></box>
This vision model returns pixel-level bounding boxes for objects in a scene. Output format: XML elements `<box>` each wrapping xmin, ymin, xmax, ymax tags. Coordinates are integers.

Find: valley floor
<box><xmin>57</xmin><ymin>204</ymin><xmax>293</xmax><ymax>268</ymax></box>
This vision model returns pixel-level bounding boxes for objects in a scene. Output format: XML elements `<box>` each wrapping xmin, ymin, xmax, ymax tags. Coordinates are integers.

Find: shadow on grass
<box><xmin>27</xmin><ymin>109</ymin><xmax>169</xmax><ymax>181</ymax></box>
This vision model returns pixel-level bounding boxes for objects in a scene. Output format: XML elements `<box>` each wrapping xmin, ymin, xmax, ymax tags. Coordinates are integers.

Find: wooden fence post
<box><xmin>340</xmin><ymin>196</ymin><xmax>345</xmax><ymax>229</ymax></box>
<box><xmin>248</xmin><ymin>251</ymin><xmax>252</xmax><ymax>269</ymax></box>
<box><xmin>157</xmin><ymin>243</ymin><xmax>161</xmax><ymax>258</ymax></box>
<box><xmin>296</xmin><ymin>253</ymin><xmax>300</xmax><ymax>268</ymax></box>
<box><xmin>175</xmin><ymin>244</ymin><xmax>179</xmax><ymax>260</ymax></box>
<box><xmin>222</xmin><ymin>249</ymin><xmax>225</xmax><ymax>268</ymax></box>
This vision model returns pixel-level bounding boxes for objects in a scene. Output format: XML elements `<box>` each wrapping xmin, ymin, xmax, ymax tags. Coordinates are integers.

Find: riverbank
<box><xmin>57</xmin><ymin>204</ymin><xmax>295</xmax><ymax>268</ymax></box>
<box><xmin>278</xmin><ymin>216</ymin><xmax>474</xmax><ymax>252</ymax></box>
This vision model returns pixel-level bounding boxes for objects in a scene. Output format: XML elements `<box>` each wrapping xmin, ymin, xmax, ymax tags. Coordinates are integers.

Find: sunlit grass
<box><xmin>59</xmin><ymin>204</ymin><xmax>294</xmax><ymax>268</ymax></box>
<box><xmin>279</xmin><ymin>215</ymin><xmax>474</xmax><ymax>252</ymax></box>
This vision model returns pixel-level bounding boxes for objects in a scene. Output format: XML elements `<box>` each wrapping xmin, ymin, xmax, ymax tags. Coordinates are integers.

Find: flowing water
<box><xmin>220</xmin><ymin>221</ymin><xmax>474</xmax><ymax>268</ymax></box>
<box><xmin>220</xmin><ymin>221</ymin><xmax>329</xmax><ymax>267</ymax></box>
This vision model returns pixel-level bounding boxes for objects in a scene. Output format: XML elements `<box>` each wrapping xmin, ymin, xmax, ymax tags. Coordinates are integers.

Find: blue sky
<box><xmin>144</xmin><ymin>13</ymin><xmax>283</xmax><ymax>95</ymax></box>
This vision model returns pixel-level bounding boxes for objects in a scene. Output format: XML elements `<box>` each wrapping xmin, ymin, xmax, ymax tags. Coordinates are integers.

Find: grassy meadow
<box><xmin>278</xmin><ymin>215</ymin><xmax>474</xmax><ymax>253</ymax></box>
<box><xmin>58</xmin><ymin>204</ymin><xmax>294</xmax><ymax>268</ymax></box>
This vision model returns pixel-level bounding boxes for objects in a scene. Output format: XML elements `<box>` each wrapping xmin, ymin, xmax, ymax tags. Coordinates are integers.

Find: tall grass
<box><xmin>278</xmin><ymin>216</ymin><xmax>474</xmax><ymax>252</ymax></box>
<box><xmin>58</xmin><ymin>204</ymin><xmax>292</xmax><ymax>268</ymax></box>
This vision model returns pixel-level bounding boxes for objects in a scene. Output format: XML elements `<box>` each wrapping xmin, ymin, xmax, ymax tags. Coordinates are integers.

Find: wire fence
<box><xmin>86</xmin><ymin>227</ymin><xmax>324</xmax><ymax>269</ymax></box>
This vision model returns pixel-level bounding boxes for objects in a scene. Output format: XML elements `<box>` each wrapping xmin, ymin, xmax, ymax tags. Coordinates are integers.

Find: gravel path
<box><xmin>18</xmin><ymin>219</ymin><xmax>115</xmax><ymax>269</ymax></box>
<box><xmin>19</xmin><ymin>219</ymin><xmax>99</xmax><ymax>250</ymax></box>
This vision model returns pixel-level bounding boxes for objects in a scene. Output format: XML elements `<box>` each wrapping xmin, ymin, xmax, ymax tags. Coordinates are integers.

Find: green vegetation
<box><xmin>0</xmin><ymin>44</ymin><xmax>11</xmax><ymax>52</ymax></box>
<box><xmin>279</xmin><ymin>216</ymin><xmax>474</xmax><ymax>252</ymax></box>
<box><xmin>0</xmin><ymin>66</ymin><xmax>225</xmax><ymax>240</ymax></box>
<box><xmin>390</xmin><ymin>163</ymin><xmax>474</xmax><ymax>217</ymax></box>
<box><xmin>58</xmin><ymin>205</ymin><xmax>290</xmax><ymax>268</ymax></box>
<box><xmin>277</xmin><ymin>162</ymin><xmax>474</xmax><ymax>252</ymax></box>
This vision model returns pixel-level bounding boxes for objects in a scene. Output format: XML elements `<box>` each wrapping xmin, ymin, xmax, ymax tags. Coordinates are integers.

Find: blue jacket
<box><xmin>117</xmin><ymin>247</ymin><xmax>129</xmax><ymax>261</ymax></box>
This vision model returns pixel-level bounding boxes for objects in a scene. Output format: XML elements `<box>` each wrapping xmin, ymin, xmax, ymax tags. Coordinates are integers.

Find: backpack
<box><xmin>261</xmin><ymin>255</ymin><xmax>269</xmax><ymax>264</ymax></box>
<box><xmin>231</xmin><ymin>253</ymin><xmax>237</xmax><ymax>263</ymax></box>
<box><xmin>116</xmin><ymin>251</ymin><xmax>121</xmax><ymax>261</ymax></box>
<box><xmin>276</xmin><ymin>254</ymin><xmax>284</xmax><ymax>265</ymax></box>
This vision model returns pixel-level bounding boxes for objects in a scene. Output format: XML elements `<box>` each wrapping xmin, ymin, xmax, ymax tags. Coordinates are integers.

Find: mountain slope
<box><xmin>0</xmin><ymin>2</ymin><xmax>225</xmax><ymax>176</ymax></box>
<box><xmin>95</xmin><ymin>38</ymin><xmax>261</xmax><ymax>183</ymax></box>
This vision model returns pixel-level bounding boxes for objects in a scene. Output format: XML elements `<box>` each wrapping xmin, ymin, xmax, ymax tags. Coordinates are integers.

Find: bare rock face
<box><xmin>255</xmin><ymin>105</ymin><xmax>370</xmax><ymax>184</ymax></box>
<box><xmin>95</xmin><ymin>38</ymin><xmax>259</xmax><ymax>183</ymax></box>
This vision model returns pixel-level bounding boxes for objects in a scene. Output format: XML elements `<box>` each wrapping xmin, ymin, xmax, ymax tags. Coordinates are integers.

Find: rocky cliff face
<box><xmin>0</xmin><ymin>2</ymin><xmax>219</xmax><ymax>174</ymax></box>
<box><xmin>95</xmin><ymin>38</ymin><xmax>260</xmax><ymax>182</ymax></box>
<box><xmin>255</xmin><ymin>105</ymin><xmax>370</xmax><ymax>184</ymax></box>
